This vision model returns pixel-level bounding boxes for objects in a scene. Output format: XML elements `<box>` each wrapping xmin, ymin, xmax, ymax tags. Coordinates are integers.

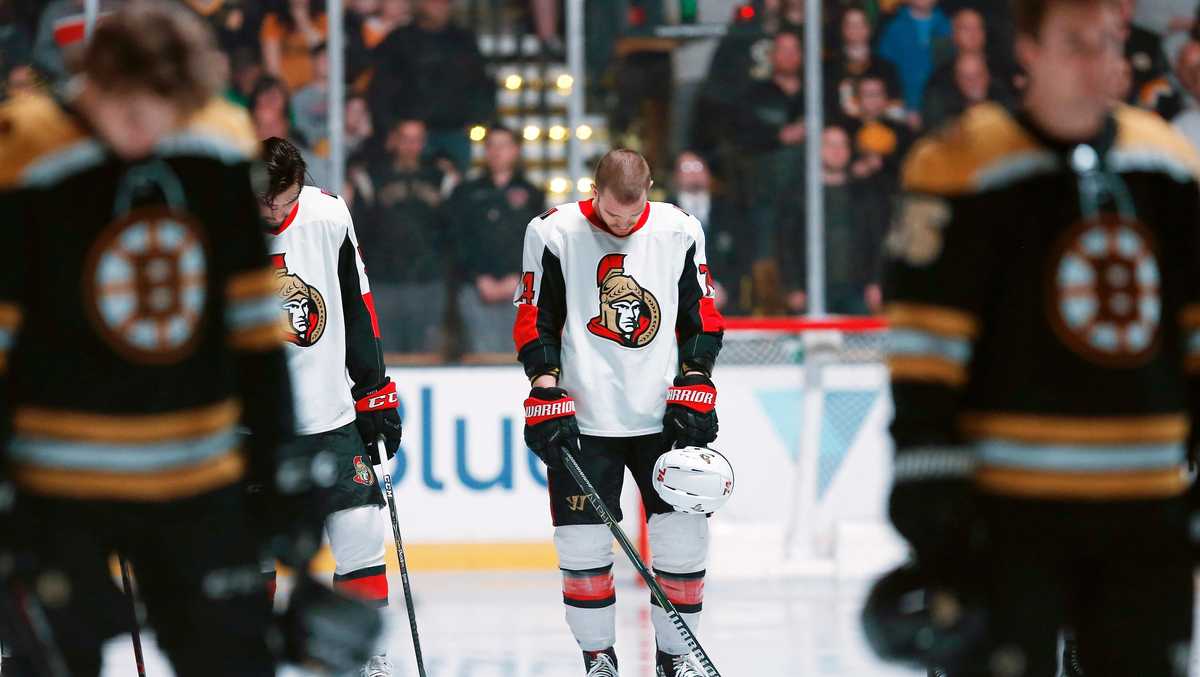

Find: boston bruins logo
<box><xmin>586</xmin><ymin>253</ymin><xmax>661</xmax><ymax>348</ymax></box>
<box><xmin>83</xmin><ymin>207</ymin><xmax>207</xmax><ymax>364</ymax></box>
<box><xmin>1048</xmin><ymin>215</ymin><xmax>1161</xmax><ymax>367</ymax></box>
<box><xmin>271</xmin><ymin>253</ymin><xmax>326</xmax><ymax>347</ymax></box>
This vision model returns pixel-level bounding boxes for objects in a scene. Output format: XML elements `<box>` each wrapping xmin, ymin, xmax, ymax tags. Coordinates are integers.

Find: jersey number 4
<box><xmin>518</xmin><ymin>272</ymin><xmax>535</xmax><ymax>304</ymax></box>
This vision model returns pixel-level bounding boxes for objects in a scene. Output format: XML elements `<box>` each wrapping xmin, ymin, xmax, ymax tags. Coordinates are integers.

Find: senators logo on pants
<box><xmin>352</xmin><ymin>455</ymin><xmax>375</xmax><ymax>486</ymax></box>
<box><xmin>586</xmin><ymin>254</ymin><xmax>661</xmax><ymax>348</ymax></box>
<box><xmin>271</xmin><ymin>253</ymin><xmax>326</xmax><ymax>346</ymax></box>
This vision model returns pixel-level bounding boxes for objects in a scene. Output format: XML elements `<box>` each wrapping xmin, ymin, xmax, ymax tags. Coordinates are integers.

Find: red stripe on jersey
<box><xmin>268</xmin><ymin>202</ymin><xmax>301</xmax><ymax>236</ymax></box>
<box><xmin>53</xmin><ymin>17</ymin><xmax>85</xmax><ymax>46</ymax></box>
<box><xmin>362</xmin><ymin>292</ymin><xmax>381</xmax><ymax>338</ymax></box>
<box><xmin>513</xmin><ymin>304</ymin><xmax>540</xmax><ymax>352</ymax></box>
<box><xmin>698</xmin><ymin>297</ymin><xmax>725</xmax><ymax>333</ymax></box>
<box><xmin>334</xmin><ymin>572</ymin><xmax>389</xmax><ymax>603</ymax></box>
<box><xmin>657</xmin><ymin>573</ymin><xmax>704</xmax><ymax>606</ymax></box>
<box><xmin>562</xmin><ymin>571</ymin><xmax>615</xmax><ymax>602</ymax></box>
<box><xmin>578</xmin><ymin>199</ymin><xmax>650</xmax><ymax>237</ymax></box>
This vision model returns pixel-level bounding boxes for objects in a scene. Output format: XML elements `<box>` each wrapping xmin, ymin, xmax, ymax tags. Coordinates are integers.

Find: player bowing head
<box><xmin>591</xmin><ymin>150</ymin><xmax>653</xmax><ymax>237</ymax></box>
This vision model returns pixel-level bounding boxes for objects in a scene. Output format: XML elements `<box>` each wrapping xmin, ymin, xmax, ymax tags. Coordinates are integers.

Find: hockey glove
<box><xmin>354</xmin><ymin>377</ymin><xmax>403</xmax><ymax>466</ymax></box>
<box><xmin>524</xmin><ymin>387</ymin><xmax>580</xmax><ymax>472</ymax></box>
<box><xmin>662</xmin><ymin>373</ymin><xmax>719</xmax><ymax>449</ymax></box>
<box><xmin>279</xmin><ymin>573</ymin><xmax>383</xmax><ymax>673</ymax></box>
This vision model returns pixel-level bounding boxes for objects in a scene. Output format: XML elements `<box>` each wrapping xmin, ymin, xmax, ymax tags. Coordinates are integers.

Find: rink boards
<box><xmin>308</xmin><ymin>364</ymin><xmax>899</xmax><ymax>576</ymax></box>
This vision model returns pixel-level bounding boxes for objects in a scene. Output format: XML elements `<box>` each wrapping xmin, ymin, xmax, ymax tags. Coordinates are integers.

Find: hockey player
<box><xmin>259</xmin><ymin>136</ymin><xmax>404</xmax><ymax>677</ymax></box>
<box><xmin>0</xmin><ymin>3</ymin><xmax>379</xmax><ymax>676</ymax></box>
<box><xmin>873</xmin><ymin>0</ymin><xmax>1200</xmax><ymax>674</ymax></box>
<box><xmin>515</xmin><ymin>149</ymin><xmax>725</xmax><ymax>677</ymax></box>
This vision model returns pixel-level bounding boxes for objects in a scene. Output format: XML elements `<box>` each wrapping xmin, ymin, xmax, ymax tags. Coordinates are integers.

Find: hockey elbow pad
<box><xmin>662</xmin><ymin>374</ymin><xmax>718</xmax><ymax>449</ymax></box>
<box><xmin>354</xmin><ymin>377</ymin><xmax>403</xmax><ymax>465</ymax></box>
<box><xmin>523</xmin><ymin>387</ymin><xmax>579</xmax><ymax>471</ymax></box>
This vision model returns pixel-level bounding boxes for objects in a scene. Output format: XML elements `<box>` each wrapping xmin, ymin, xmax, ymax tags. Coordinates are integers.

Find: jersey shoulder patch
<box><xmin>1112</xmin><ymin>104</ymin><xmax>1200</xmax><ymax>181</ymax></box>
<box><xmin>0</xmin><ymin>93</ymin><xmax>89</xmax><ymax>188</ymax></box>
<box><xmin>902</xmin><ymin>102</ymin><xmax>1041</xmax><ymax>196</ymax></box>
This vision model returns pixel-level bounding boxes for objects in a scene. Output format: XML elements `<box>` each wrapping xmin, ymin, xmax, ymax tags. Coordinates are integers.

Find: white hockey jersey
<box><xmin>266</xmin><ymin>186</ymin><xmax>387</xmax><ymax>435</ymax></box>
<box><xmin>514</xmin><ymin>199</ymin><xmax>725</xmax><ymax>436</ymax></box>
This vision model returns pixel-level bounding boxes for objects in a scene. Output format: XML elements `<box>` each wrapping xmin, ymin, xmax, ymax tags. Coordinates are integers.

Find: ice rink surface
<box><xmin>97</xmin><ymin>569</ymin><xmax>925</xmax><ymax>676</ymax></box>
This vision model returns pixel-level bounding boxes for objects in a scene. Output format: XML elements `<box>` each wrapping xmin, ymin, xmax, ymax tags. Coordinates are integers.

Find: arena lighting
<box><xmin>548</xmin><ymin>125</ymin><xmax>568</xmax><ymax>141</ymax></box>
<box><xmin>575</xmin><ymin>124</ymin><xmax>593</xmax><ymax>141</ymax></box>
<box><xmin>523</xmin><ymin>125</ymin><xmax>541</xmax><ymax>141</ymax></box>
<box><xmin>556</xmin><ymin>74</ymin><xmax>574</xmax><ymax>91</ymax></box>
<box><xmin>577</xmin><ymin>177</ymin><xmax>594</xmax><ymax>193</ymax></box>
<box><xmin>737</xmin><ymin>4</ymin><xmax>755</xmax><ymax>20</ymax></box>
<box><xmin>549</xmin><ymin>177</ymin><xmax>570</xmax><ymax>194</ymax></box>
<box><xmin>504</xmin><ymin>74</ymin><xmax>523</xmax><ymax>90</ymax></box>
<box><xmin>469</xmin><ymin>126</ymin><xmax>487</xmax><ymax>142</ymax></box>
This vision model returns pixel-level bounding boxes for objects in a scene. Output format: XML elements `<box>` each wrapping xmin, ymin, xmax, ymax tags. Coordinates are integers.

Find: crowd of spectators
<box><xmin>3</xmin><ymin>0</ymin><xmax>1200</xmax><ymax>358</ymax></box>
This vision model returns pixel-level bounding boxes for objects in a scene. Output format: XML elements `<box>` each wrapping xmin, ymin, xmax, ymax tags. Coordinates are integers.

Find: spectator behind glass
<box><xmin>226</xmin><ymin>46</ymin><xmax>263</xmax><ymax>108</ymax></box>
<box><xmin>926</xmin><ymin>8</ymin><xmax>1017</xmax><ymax>94</ymax></box>
<box><xmin>1171</xmin><ymin>41</ymin><xmax>1200</xmax><ymax>152</ymax></box>
<box><xmin>736</xmin><ymin>30</ymin><xmax>806</xmax><ymax>153</ymax></box>
<box><xmin>362</xmin><ymin>0</ymin><xmax>411</xmax><ymax>50</ymax></box>
<box><xmin>260</xmin><ymin>0</ymin><xmax>327</xmax><ymax>91</ymax></box>
<box><xmin>825</xmin><ymin>5</ymin><xmax>904</xmax><ymax>122</ymax></box>
<box><xmin>778</xmin><ymin>126</ymin><xmax>884</xmax><ymax>315</ymax></box>
<box><xmin>446</xmin><ymin>126</ymin><xmax>546</xmax><ymax>354</ymax></box>
<box><xmin>368</xmin><ymin>0</ymin><xmax>496</xmax><ymax>173</ymax></box>
<box><xmin>876</xmin><ymin>0</ymin><xmax>952</xmax><ymax>124</ymax></box>
<box><xmin>666</xmin><ymin>151</ymin><xmax>745</xmax><ymax>313</ymax></box>
<box><xmin>250</xmin><ymin>75</ymin><xmax>330</xmax><ymax>188</ymax></box>
<box><xmin>922</xmin><ymin>52</ymin><xmax>1014</xmax><ymax>129</ymax></box>
<box><xmin>292</xmin><ymin>41</ymin><xmax>329</xmax><ymax>155</ymax></box>
<box><xmin>0</xmin><ymin>1</ymin><xmax>32</xmax><ymax>101</ymax></box>
<box><xmin>848</xmin><ymin>75</ymin><xmax>914</xmax><ymax>182</ymax></box>
<box><xmin>182</xmin><ymin>0</ymin><xmax>263</xmax><ymax>53</ymax></box>
<box><xmin>358</xmin><ymin>118</ymin><xmax>450</xmax><ymax>353</ymax></box>
<box><xmin>1119</xmin><ymin>0</ymin><xmax>1168</xmax><ymax>103</ymax></box>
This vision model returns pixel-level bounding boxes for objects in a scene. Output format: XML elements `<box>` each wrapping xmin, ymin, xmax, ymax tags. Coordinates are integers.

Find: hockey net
<box><xmin>701</xmin><ymin>317</ymin><xmax>906</xmax><ymax>579</ymax></box>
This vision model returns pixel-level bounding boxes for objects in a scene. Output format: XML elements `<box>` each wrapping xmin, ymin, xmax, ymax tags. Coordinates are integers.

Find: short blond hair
<box><xmin>594</xmin><ymin>149</ymin><xmax>652</xmax><ymax>204</ymax></box>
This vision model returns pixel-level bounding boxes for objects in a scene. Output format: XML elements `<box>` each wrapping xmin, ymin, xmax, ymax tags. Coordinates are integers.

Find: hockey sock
<box><xmin>556</xmin><ymin>524</ymin><xmax>617</xmax><ymax>651</ymax></box>
<box><xmin>328</xmin><ymin>506</ymin><xmax>389</xmax><ymax>608</ymax></box>
<box><xmin>648</xmin><ymin>512</ymin><xmax>709</xmax><ymax>656</ymax></box>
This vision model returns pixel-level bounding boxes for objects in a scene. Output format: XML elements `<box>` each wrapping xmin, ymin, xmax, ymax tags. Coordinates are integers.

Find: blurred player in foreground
<box><xmin>259</xmin><ymin>136</ymin><xmax>404</xmax><ymax>677</ymax></box>
<box><xmin>0</xmin><ymin>2</ymin><xmax>379</xmax><ymax>674</ymax></box>
<box><xmin>515</xmin><ymin>150</ymin><xmax>727</xmax><ymax>676</ymax></box>
<box><xmin>865</xmin><ymin>0</ymin><xmax>1200</xmax><ymax>675</ymax></box>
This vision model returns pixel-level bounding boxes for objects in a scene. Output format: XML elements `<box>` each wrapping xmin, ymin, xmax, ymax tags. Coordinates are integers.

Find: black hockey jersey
<box><xmin>885</xmin><ymin>102</ymin><xmax>1200</xmax><ymax>501</ymax></box>
<box><xmin>0</xmin><ymin>93</ymin><xmax>293</xmax><ymax>502</ymax></box>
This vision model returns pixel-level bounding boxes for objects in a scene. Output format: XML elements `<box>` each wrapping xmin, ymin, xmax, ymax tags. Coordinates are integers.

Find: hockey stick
<box><xmin>0</xmin><ymin>577</ymin><xmax>71</xmax><ymax>677</ymax></box>
<box><xmin>118</xmin><ymin>555</ymin><xmax>146</xmax><ymax>677</ymax></box>
<box><xmin>378</xmin><ymin>441</ymin><xmax>428</xmax><ymax>677</ymax></box>
<box><xmin>559</xmin><ymin>445</ymin><xmax>722</xmax><ymax>677</ymax></box>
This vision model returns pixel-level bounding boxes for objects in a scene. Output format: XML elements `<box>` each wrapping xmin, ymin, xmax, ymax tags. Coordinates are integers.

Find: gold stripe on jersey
<box><xmin>13</xmin><ymin>399</ymin><xmax>240</xmax><ymax>444</ymax></box>
<box><xmin>229</xmin><ymin>321</ymin><xmax>288</xmax><ymax>352</ymax></box>
<box><xmin>0</xmin><ymin>303</ymin><xmax>22</xmax><ymax>330</ymax></box>
<box><xmin>900</xmin><ymin>103</ymin><xmax>1042</xmax><ymax>195</ymax></box>
<box><xmin>1181</xmin><ymin>304</ymin><xmax>1200</xmax><ymax>328</ymax></box>
<box><xmin>975</xmin><ymin>465</ymin><xmax>1187</xmax><ymax>500</ymax></box>
<box><xmin>184</xmin><ymin>98</ymin><xmax>260</xmax><ymax>159</ymax></box>
<box><xmin>960</xmin><ymin>412</ymin><xmax>1189</xmax><ymax>445</ymax></box>
<box><xmin>886</xmin><ymin>303</ymin><xmax>980</xmax><ymax>340</ymax></box>
<box><xmin>227</xmin><ymin>268</ymin><xmax>277</xmax><ymax>299</ymax></box>
<box><xmin>1112</xmin><ymin>104</ymin><xmax>1200</xmax><ymax>180</ymax></box>
<box><xmin>888</xmin><ymin>356</ymin><xmax>968</xmax><ymax>387</ymax></box>
<box><xmin>0</xmin><ymin>93</ymin><xmax>88</xmax><ymax>188</ymax></box>
<box><xmin>12</xmin><ymin>449</ymin><xmax>246</xmax><ymax>501</ymax></box>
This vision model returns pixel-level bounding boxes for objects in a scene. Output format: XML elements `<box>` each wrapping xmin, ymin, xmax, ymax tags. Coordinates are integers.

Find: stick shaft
<box><xmin>118</xmin><ymin>556</ymin><xmax>146</xmax><ymax>677</ymax></box>
<box><xmin>379</xmin><ymin>447</ymin><xmax>427</xmax><ymax>677</ymax></box>
<box><xmin>559</xmin><ymin>447</ymin><xmax>721</xmax><ymax>677</ymax></box>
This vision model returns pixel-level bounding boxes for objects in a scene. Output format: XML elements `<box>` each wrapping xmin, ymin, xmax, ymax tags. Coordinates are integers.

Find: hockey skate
<box><xmin>656</xmin><ymin>650</ymin><xmax>703</xmax><ymax>677</ymax></box>
<box><xmin>583</xmin><ymin>648</ymin><xmax>619</xmax><ymax>676</ymax></box>
<box><xmin>361</xmin><ymin>654</ymin><xmax>391</xmax><ymax>677</ymax></box>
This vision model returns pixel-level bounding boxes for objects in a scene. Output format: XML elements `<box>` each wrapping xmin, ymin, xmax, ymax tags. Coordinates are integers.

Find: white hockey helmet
<box><xmin>652</xmin><ymin>446</ymin><xmax>735</xmax><ymax>514</ymax></box>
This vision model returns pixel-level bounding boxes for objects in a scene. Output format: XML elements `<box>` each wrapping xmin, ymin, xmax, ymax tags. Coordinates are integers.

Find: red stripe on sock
<box><xmin>657</xmin><ymin>574</ymin><xmax>704</xmax><ymax>606</ymax></box>
<box><xmin>562</xmin><ymin>572</ymin><xmax>615</xmax><ymax>602</ymax></box>
<box><xmin>335</xmin><ymin>572</ymin><xmax>389</xmax><ymax>603</ymax></box>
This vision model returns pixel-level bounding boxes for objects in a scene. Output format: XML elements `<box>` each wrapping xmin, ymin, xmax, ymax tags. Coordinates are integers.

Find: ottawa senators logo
<box><xmin>352</xmin><ymin>455</ymin><xmax>375</xmax><ymax>486</ymax></box>
<box><xmin>586</xmin><ymin>254</ymin><xmax>661</xmax><ymax>348</ymax></box>
<box><xmin>271</xmin><ymin>254</ymin><xmax>326</xmax><ymax>346</ymax></box>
